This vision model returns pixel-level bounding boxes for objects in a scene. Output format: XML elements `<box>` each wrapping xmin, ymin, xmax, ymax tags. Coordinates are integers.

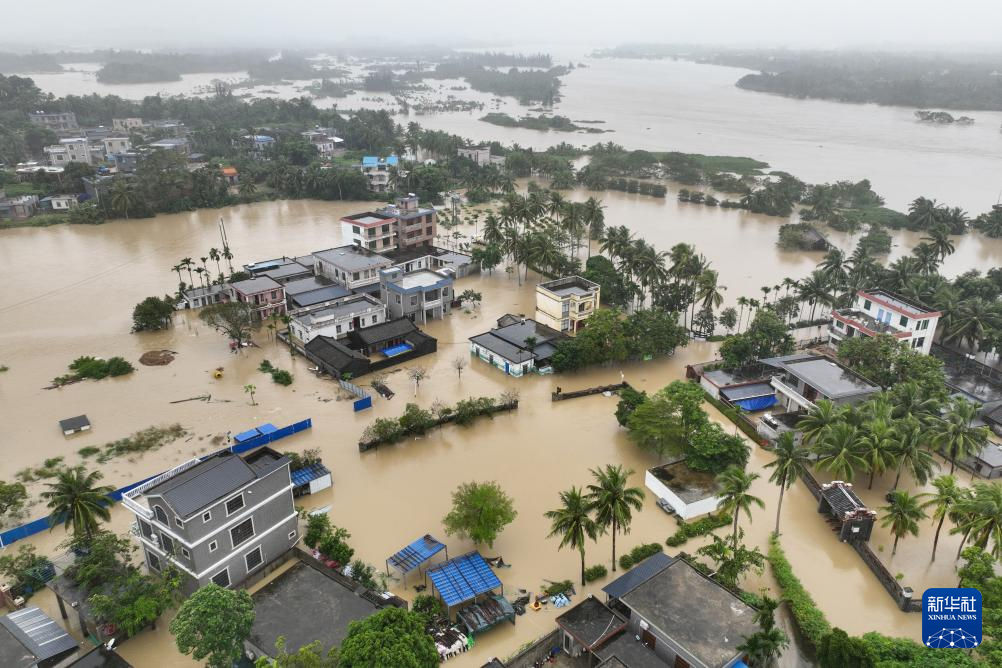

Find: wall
<box><xmin>643</xmin><ymin>470</ymin><xmax>721</xmax><ymax>520</ymax></box>
<box><xmin>470</xmin><ymin>343</ymin><xmax>531</xmax><ymax>377</ymax></box>
<box><xmin>503</xmin><ymin>629</ymin><xmax>561</xmax><ymax>668</ymax></box>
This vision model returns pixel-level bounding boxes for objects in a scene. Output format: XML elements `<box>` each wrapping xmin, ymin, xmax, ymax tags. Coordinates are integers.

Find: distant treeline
<box><xmin>480</xmin><ymin>112</ymin><xmax>605</xmax><ymax>133</ymax></box>
<box><xmin>0</xmin><ymin>52</ymin><xmax>63</xmax><ymax>73</ymax></box>
<box><xmin>593</xmin><ymin>45</ymin><xmax>1002</xmax><ymax>111</ymax></box>
<box><xmin>458</xmin><ymin>52</ymin><xmax>552</xmax><ymax>68</ymax></box>
<box><xmin>427</xmin><ymin>62</ymin><xmax>568</xmax><ymax>105</ymax></box>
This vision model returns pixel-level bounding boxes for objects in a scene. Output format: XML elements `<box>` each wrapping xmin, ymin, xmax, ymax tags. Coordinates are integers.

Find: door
<box><xmin>673</xmin><ymin>656</ymin><xmax>690</xmax><ymax>668</ymax></box>
<box><xmin>641</xmin><ymin>629</ymin><xmax>656</xmax><ymax>650</ymax></box>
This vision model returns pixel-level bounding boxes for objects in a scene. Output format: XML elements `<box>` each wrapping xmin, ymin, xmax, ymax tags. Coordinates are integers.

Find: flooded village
<box><xmin>4</xmin><ymin>15</ymin><xmax>1002</xmax><ymax>668</ymax></box>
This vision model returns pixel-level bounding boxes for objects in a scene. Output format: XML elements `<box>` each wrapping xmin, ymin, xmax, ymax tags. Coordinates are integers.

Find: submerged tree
<box><xmin>41</xmin><ymin>467</ymin><xmax>114</xmax><ymax>541</ymax></box>
<box><xmin>442</xmin><ymin>481</ymin><xmax>517</xmax><ymax>548</ymax></box>
<box><xmin>585</xmin><ymin>465</ymin><xmax>645</xmax><ymax>572</ymax></box>
<box><xmin>199</xmin><ymin>301</ymin><xmax>254</xmax><ymax>348</ymax></box>
<box><xmin>545</xmin><ymin>486</ymin><xmax>599</xmax><ymax>586</ymax></box>
<box><xmin>170</xmin><ymin>584</ymin><xmax>255</xmax><ymax>668</ymax></box>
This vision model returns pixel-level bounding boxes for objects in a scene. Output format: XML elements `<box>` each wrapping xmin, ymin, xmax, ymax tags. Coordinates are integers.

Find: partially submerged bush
<box><xmin>619</xmin><ymin>543</ymin><xmax>664</xmax><ymax>570</ymax></box>
<box><xmin>584</xmin><ymin>565</ymin><xmax>608</xmax><ymax>582</ymax></box>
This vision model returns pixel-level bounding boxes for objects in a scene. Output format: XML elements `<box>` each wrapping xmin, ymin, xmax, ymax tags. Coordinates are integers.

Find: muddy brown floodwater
<box><xmin>0</xmin><ymin>194</ymin><xmax>992</xmax><ymax>667</ymax></box>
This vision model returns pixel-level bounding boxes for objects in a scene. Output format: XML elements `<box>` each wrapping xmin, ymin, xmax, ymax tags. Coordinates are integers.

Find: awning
<box><xmin>387</xmin><ymin>535</ymin><xmax>447</xmax><ymax>576</ymax></box>
<box><xmin>735</xmin><ymin>395</ymin><xmax>778</xmax><ymax>411</ymax></box>
<box><xmin>427</xmin><ymin>551</ymin><xmax>501</xmax><ymax>608</ymax></box>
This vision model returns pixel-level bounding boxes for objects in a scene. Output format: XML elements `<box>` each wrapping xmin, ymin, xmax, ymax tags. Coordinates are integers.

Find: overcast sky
<box><xmin>8</xmin><ymin>0</ymin><xmax>1002</xmax><ymax>52</ymax></box>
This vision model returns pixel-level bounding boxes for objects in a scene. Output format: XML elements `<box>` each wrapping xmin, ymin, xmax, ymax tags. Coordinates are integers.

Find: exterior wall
<box><xmin>113</xmin><ymin>118</ymin><xmax>143</xmax><ymax>132</ymax></box>
<box><xmin>341</xmin><ymin>219</ymin><xmax>397</xmax><ymax>251</ymax></box>
<box><xmin>535</xmin><ymin>283</ymin><xmax>600</xmax><ymax>334</ymax></box>
<box><xmin>395</xmin><ymin>210</ymin><xmax>437</xmax><ymax>248</ymax></box>
<box><xmin>29</xmin><ymin>111</ymin><xmax>78</xmax><ymax>130</ymax></box>
<box><xmin>101</xmin><ymin>137</ymin><xmax>131</xmax><ymax>158</ymax></box>
<box><xmin>699</xmin><ymin>376</ymin><xmax>722</xmax><ymax>399</ymax></box>
<box><xmin>137</xmin><ymin>465</ymin><xmax>298</xmax><ymax>591</ymax></box>
<box><xmin>45</xmin><ymin>140</ymin><xmax>91</xmax><ymax>166</ymax></box>
<box><xmin>289</xmin><ymin>302</ymin><xmax>386</xmax><ymax>343</ymax></box>
<box><xmin>382</xmin><ymin>281</ymin><xmax>453</xmax><ymax>325</ymax></box>
<box><xmin>314</xmin><ymin>257</ymin><xmax>390</xmax><ymax>289</ymax></box>
<box><xmin>470</xmin><ymin>342</ymin><xmax>533</xmax><ymax>377</ymax></box>
<box><xmin>644</xmin><ymin>470</ymin><xmax>722</xmax><ymax>520</ymax></box>
<box><xmin>829</xmin><ymin>292</ymin><xmax>939</xmax><ymax>355</ymax></box>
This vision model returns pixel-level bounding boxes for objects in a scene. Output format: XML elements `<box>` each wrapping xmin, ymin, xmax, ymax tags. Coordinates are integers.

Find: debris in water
<box><xmin>139</xmin><ymin>350</ymin><xmax>176</xmax><ymax>366</ymax></box>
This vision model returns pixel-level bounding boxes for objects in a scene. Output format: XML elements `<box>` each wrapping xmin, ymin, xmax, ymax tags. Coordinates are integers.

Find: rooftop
<box><xmin>313</xmin><ymin>246</ymin><xmax>392</xmax><ymax>272</ymax></box>
<box><xmin>469</xmin><ymin>316</ymin><xmax>567</xmax><ymax>363</ymax></box>
<box><xmin>349</xmin><ymin>317</ymin><xmax>423</xmax><ymax>347</ymax></box>
<box><xmin>820</xmin><ymin>481</ymin><xmax>869</xmax><ymax>519</ymax></box>
<box><xmin>342</xmin><ymin>211</ymin><xmax>396</xmax><ymax>226</ymax></box>
<box><xmin>556</xmin><ymin>597</ymin><xmax>627</xmax><ymax>651</ymax></box>
<box><xmin>261</xmin><ymin>262</ymin><xmax>312</xmax><ymax>281</ymax></box>
<box><xmin>294</xmin><ymin>295</ymin><xmax>383</xmax><ymax>326</ymax></box>
<box><xmin>593</xmin><ymin>632</ymin><xmax>667</xmax><ymax>668</ymax></box>
<box><xmin>0</xmin><ymin>607</ymin><xmax>78</xmax><ymax>667</ymax></box>
<box><xmin>975</xmin><ymin>441</ymin><xmax>1002</xmax><ymax>469</ymax></box>
<box><xmin>249</xmin><ymin>559</ymin><xmax>380</xmax><ymax>656</ymax></box>
<box><xmin>539</xmin><ymin>275</ymin><xmax>600</xmax><ymax>298</ymax></box>
<box><xmin>141</xmin><ymin>448</ymin><xmax>288</xmax><ymax>519</ymax></box>
<box><xmin>602</xmin><ymin>552</ymin><xmax>675</xmax><ymax>600</ymax></box>
<box><xmin>283</xmin><ymin>276</ymin><xmax>333</xmax><ymax>295</ymax></box>
<box><xmin>619</xmin><ymin>559</ymin><xmax>757</xmax><ymax>668</ymax></box>
<box><xmin>648</xmin><ymin>461</ymin><xmax>722</xmax><ymax>504</ymax></box>
<box><xmin>762</xmin><ymin>354</ymin><xmax>880</xmax><ymax>398</ymax></box>
<box><xmin>230</xmin><ymin>275</ymin><xmax>282</xmax><ymax>294</ymax></box>
<box><xmin>833</xmin><ymin>308</ymin><xmax>909</xmax><ymax>337</ymax></box>
<box><xmin>859</xmin><ymin>288</ymin><xmax>940</xmax><ymax>318</ymax></box>
<box><xmin>396</xmin><ymin>269</ymin><xmax>452</xmax><ymax>290</ymax></box>
<box><xmin>304</xmin><ymin>335</ymin><xmax>370</xmax><ymax>370</ymax></box>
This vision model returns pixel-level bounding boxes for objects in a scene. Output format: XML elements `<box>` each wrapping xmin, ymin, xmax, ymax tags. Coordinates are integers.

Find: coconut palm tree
<box><xmin>109</xmin><ymin>179</ymin><xmax>137</xmax><ymax>219</ymax></box>
<box><xmin>858</xmin><ymin>418</ymin><xmax>898</xmax><ymax>489</ymax></box>
<box><xmin>764</xmin><ymin>432</ymin><xmax>811</xmax><ymax>535</ymax></box>
<box><xmin>974</xmin><ymin>207</ymin><xmax>1002</xmax><ymax>238</ymax></box>
<box><xmin>583</xmin><ymin>197</ymin><xmax>605</xmax><ymax>260</ymax></box>
<box><xmin>796</xmin><ymin>400</ymin><xmax>843</xmax><ymax>447</ymax></box>
<box><xmin>818</xmin><ymin>249</ymin><xmax>849</xmax><ymax>301</ymax></box>
<box><xmin>954</xmin><ymin>482</ymin><xmax>1002</xmax><ymax>559</ymax></box>
<box><xmin>933</xmin><ymin>397</ymin><xmax>990</xmax><ymax>474</ymax></box>
<box><xmin>41</xmin><ymin>466</ymin><xmax>115</xmax><ymax>541</ymax></box>
<box><xmin>736</xmin><ymin>297</ymin><xmax>749</xmax><ymax>333</ymax></box>
<box><xmin>880</xmin><ymin>490</ymin><xmax>927</xmax><ymax>556</ymax></box>
<box><xmin>599</xmin><ymin>225</ymin><xmax>633</xmax><ymax>263</ymax></box>
<box><xmin>181</xmin><ymin>257</ymin><xmax>195</xmax><ymax>287</ymax></box>
<box><xmin>208</xmin><ymin>248</ymin><xmax>222</xmax><ymax>278</ymax></box>
<box><xmin>697</xmin><ymin>270</ymin><xmax>726</xmax><ymax>313</ymax></box>
<box><xmin>889</xmin><ymin>419</ymin><xmax>938</xmax><ymax>489</ymax></box>
<box><xmin>813</xmin><ymin>422</ymin><xmax>867</xmax><ymax>482</ymax></box>
<box><xmin>171</xmin><ymin>263</ymin><xmax>185</xmax><ymax>291</ymax></box>
<box><xmin>922</xmin><ymin>475</ymin><xmax>965</xmax><ymax>561</ymax></box>
<box><xmin>889</xmin><ymin>382</ymin><xmax>940</xmax><ymax>423</ymax></box>
<box><xmin>908</xmin><ymin>197</ymin><xmax>943</xmax><ymax>230</ymax></box>
<box><xmin>585</xmin><ymin>465</ymin><xmax>645</xmax><ymax>572</ymax></box>
<box><xmin>545</xmin><ymin>487</ymin><xmax>599</xmax><ymax>586</ymax></box>
<box><xmin>716</xmin><ymin>466</ymin><xmax>764</xmax><ymax>547</ymax></box>
<box><xmin>921</xmin><ymin>224</ymin><xmax>956</xmax><ymax>261</ymax></box>
<box><xmin>795</xmin><ymin>270</ymin><xmax>834</xmax><ymax>321</ymax></box>
<box><xmin>912</xmin><ymin>243</ymin><xmax>941</xmax><ymax>277</ymax></box>
<box><xmin>944</xmin><ymin>298</ymin><xmax>1002</xmax><ymax>350</ymax></box>
<box><xmin>737</xmin><ymin>627</ymin><xmax>789</xmax><ymax>667</ymax></box>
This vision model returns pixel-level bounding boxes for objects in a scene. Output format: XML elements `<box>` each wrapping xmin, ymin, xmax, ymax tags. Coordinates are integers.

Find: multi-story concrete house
<box><xmin>228</xmin><ymin>276</ymin><xmax>287</xmax><ymax>320</ymax></box>
<box><xmin>101</xmin><ymin>137</ymin><xmax>131</xmax><ymax>159</ymax></box>
<box><xmin>122</xmin><ymin>448</ymin><xmax>299</xmax><ymax>594</ymax></box>
<box><xmin>535</xmin><ymin>276</ymin><xmax>601</xmax><ymax>334</ymax></box>
<box><xmin>379</xmin><ymin>267</ymin><xmax>453</xmax><ymax>324</ymax></box>
<box><xmin>112</xmin><ymin>117</ymin><xmax>144</xmax><ymax>132</ymax></box>
<box><xmin>457</xmin><ymin>146</ymin><xmax>506</xmax><ymax>167</ymax></box>
<box><xmin>44</xmin><ymin>138</ymin><xmax>92</xmax><ymax>166</ymax></box>
<box><xmin>301</xmin><ymin>129</ymin><xmax>344</xmax><ymax>158</ymax></box>
<box><xmin>829</xmin><ymin>288</ymin><xmax>940</xmax><ymax>355</ymax></box>
<box><xmin>288</xmin><ymin>294</ymin><xmax>386</xmax><ymax>343</ymax></box>
<box><xmin>0</xmin><ymin>194</ymin><xmax>39</xmax><ymax>221</ymax></box>
<box><xmin>341</xmin><ymin>211</ymin><xmax>398</xmax><ymax>252</ymax></box>
<box><xmin>359</xmin><ymin>155</ymin><xmax>397</xmax><ymax>192</ymax></box>
<box><xmin>39</xmin><ymin>194</ymin><xmax>80</xmax><ymax>211</ymax></box>
<box><xmin>28</xmin><ymin>110</ymin><xmax>78</xmax><ymax>131</ymax></box>
<box><xmin>313</xmin><ymin>246</ymin><xmax>393</xmax><ymax>290</ymax></box>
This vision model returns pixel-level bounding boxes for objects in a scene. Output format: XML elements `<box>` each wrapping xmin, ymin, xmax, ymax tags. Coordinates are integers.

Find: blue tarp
<box><xmin>428</xmin><ymin>551</ymin><xmax>501</xmax><ymax>608</ymax></box>
<box><xmin>257</xmin><ymin>423</ymin><xmax>278</xmax><ymax>435</ymax></box>
<box><xmin>291</xmin><ymin>463</ymin><xmax>331</xmax><ymax>487</ymax></box>
<box><xmin>735</xmin><ymin>395</ymin><xmax>778</xmax><ymax>411</ymax></box>
<box><xmin>233</xmin><ymin>428</ymin><xmax>261</xmax><ymax>443</ymax></box>
<box><xmin>382</xmin><ymin>343</ymin><xmax>413</xmax><ymax>357</ymax></box>
<box><xmin>387</xmin><ymin>535</ymin><xmax>447</xmax><ymax>575</ymax></box>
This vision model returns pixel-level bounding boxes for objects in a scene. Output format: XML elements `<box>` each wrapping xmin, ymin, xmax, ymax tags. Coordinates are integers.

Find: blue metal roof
<box><xmin>386</xmin><ymin>155</ymin><xmax>399</xmax><ymax>166</ymax></box>
<box><xmin>361</xmin><ymin>156</ymin><xmax>378</xmax><ymax>166</ymax></box>
<box><xmin>601</xmin><ymin>552</ymin><xmax>674</xmax><ymax>599</ymax></box>
<box><xmin>257</xmin><ymin>423</ymin><xmax>278</xmax><ymax>435</ymax></box>
<box><xmin>234</xmin><ymin>428</ymin><xmax>261</xmax><ymax>443</ymax></box>
<box><xmin>387</xmin><ymin>535</ymin><xmax>446</xmax><ymax>574</ymax></box>
<box><xmin>291</xmin><ymin>463</ymin><xmax>331</xmax><ymax>487</ymax></box>
<box><xmin>428</xmin><ymin>551</ymin><xmax>501</xmax><ymax>607</ymax></box>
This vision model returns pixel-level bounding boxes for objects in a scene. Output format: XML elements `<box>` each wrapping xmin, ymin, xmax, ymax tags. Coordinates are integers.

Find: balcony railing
<box><xmin>121</xmin><ymin>457</ymin><xmax>202</xmax><ymax>520</ymax></box>
<box><xmin>770</xmin><ymin>377</ymin><xmax>817</xmax><ymax>412</ymax></box>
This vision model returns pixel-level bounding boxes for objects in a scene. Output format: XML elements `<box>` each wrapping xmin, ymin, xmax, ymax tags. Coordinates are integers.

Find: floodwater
<box><xmin>24</xmin><ymin>56</ymin><xmax>1002</xmax><ymax>211</ymax></box>
<box><xmin>0</xmin><ymin>195</ymin><xmax>985</xmax><ymax>666</ymax></box>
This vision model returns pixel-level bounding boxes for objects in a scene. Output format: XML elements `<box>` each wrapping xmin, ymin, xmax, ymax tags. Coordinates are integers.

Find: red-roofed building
<box><xmin>829</xmin><ymin>288</ymin><xmax>940</xmax><ymax>355</ymax></box>
<box><xmin>221</xmin><ymin>166</ymin><xmax>239</xmax><ymax>185</ymax></box>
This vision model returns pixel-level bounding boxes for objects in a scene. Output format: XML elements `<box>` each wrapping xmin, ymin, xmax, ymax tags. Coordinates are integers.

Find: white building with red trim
<box><xmin>829</xmin><ymin>289</ymin><xmax>940</xmax><ymax>355</ymax></box>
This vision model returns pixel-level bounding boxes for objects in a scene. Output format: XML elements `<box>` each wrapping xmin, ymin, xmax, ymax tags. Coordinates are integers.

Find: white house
<box><xmin>644</xmin><ymin>461</ymin><xmax>723</xmax><ymax>520</ymax></box>
<box><xmin>829</xmin><ymin>288</ymin><xmax>940</xmax><ymax>355</ymax></box>
<box><xmin>288</xmin><ymin>294</ymin><xmax>386</xmax><ymax>343</ymax></box>
<box><xmin>44</xmin><ymin>138</ymin><xmax>91</xmax><ymax>166</ymax></box>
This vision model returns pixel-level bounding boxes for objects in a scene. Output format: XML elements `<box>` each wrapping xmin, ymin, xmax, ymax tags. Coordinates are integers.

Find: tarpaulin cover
<box><xmin>735</xmin><ymin>395</ymin><xmax>778</xmax><ymax>411</ymax></box>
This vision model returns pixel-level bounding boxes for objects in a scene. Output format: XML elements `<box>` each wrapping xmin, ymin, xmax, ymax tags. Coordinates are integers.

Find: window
<box><xmin>147</xmin><ymin>553</ymin><xmax>161</xmax><ymax>572</ymax></box>
<box><xmin>245</xmin><ymin>546</ymin><xmax>264</xmax><ymax>573</ymax></box>
<box><xmin>181</xmin><ymin>547</ymin><xmax>191</xmax><ymax>559</ymax></box>
<box><xmin>230</xmin><ymin>518</ymin><xmax>255</xmax><ymax>548</ymax></box>
<box><xmin>916</xmin><ymin>337</ymin><xmax>926</xmax><ymax>349</ymax></box>
<box><xmin>202</xmin><ymin>511</ymin><xmax>212</xmax><ymax>523</ymax></box>
<box><xmin>139</xmin><ymin>520</ymin><xmax>153</xmax><ymax>539</ymax></box>
<box><xmin>372</xmin><ymin>315</ymin><xmax>378</xmax><ymax>323</ymax></box>
<box><xmin>410</xmin><ymin>296</ymin><xmax>417</xmax><ymax>307</ymax></box>
<box><xmin>899</xmin><ymin>315</ymin><xmax>908</xmax><ymax>327</ymax></box>
<box><xmin>834</xmin><ymin>319</ymin><xmax>844</xmax><ymax>329</ymax></box>
<box><xmin>211</xmin><ymin>568</ymin><xmax>230</xmax><ymax>588</ymax></box>
<box><xmin>160</xmin><ymin>534</ymin><xmax>174</xmax><ymax>554</ymax></box>
<box><xmin>208</xmin><ymin>540</ymin><xmax>218</xmax><ymax>553</ymax></box>
<box><xmin>153</xmin><ymin>506</ymin><xmax>169</xmax><ymax>524</ymax></box>
<box><xmin>426</xmin><ymin>226</ymin><xmax>433</xmax><ymax>236</ymax></box>
<box><xmin>175</xmin><ymin>517</ymin><xmax>184</xmax><ymax>529</ymax></box>
<box><xmin>289</xmin><ymin>530</ymin><xmax>297</xmax><ymax>541</ymax></box>
<box><xmin>863</xmin><ymin>299</ymin><xmax>872</xmax><ymax>310</ymax></box>
<box><xmin>395</xmin><ymin>295</ymin><xmax>401</xmax><ymax>304</ymax></box>
<box><xmin>353</xmin><ymin>272</ymin><xmax>360</xmax><ymax>281</ymax></box>
<box><xmin>225</xmin><ymin>494</ymin><xmax>245</xmax><ymax>516</ymax></box>
<box><xmin>353</xmin><ymin>225</ymin><xmax>360</xmax><ymax>234</ymax></box>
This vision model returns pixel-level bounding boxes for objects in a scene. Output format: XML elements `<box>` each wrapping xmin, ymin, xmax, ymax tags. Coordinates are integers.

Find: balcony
<box><xmin>121</xmin><ymin>457</ymin><xmax>202</xmax><ymax>520</ymax></box>
<box><xmin>832</xmin><ymin>308</ymin><xmax>910</xmax><ymax>338</ymax></box>
<box><xmin>770</xmin><ymin>376</ymin><xmax>816</xmax><ymax>412</ymax></box>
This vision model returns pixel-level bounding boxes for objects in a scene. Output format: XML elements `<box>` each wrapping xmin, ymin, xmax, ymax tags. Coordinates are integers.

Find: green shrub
<box><xmin>77</xmin><ymin>446</ymin><xmax>101</xmax><ymax>458</ymax></box>
<box><xmin>304</xmin><ymin>513</ymin><xmax>331</xmax><ymax>549</ymax></box>
<box><xmin>584</xmin><ymin>565</ymin><xmax>608</xmax><ymax>582</ymax></box>
<box><xmin>271</xmin><ymin>369</ymin><xmax>293</xmax><ymax>386</ymax></box>
<box><xmin>541</xmin><ymin>580</ymin><xmax>573</xmax><ymax>596</ymax></box>
<box><xmin>619</xmin><ymin>543</ymin><xmax>664</xmax><ymax>570</ymax></box>
<box><xmin>60</xmin><ymin>356</ymin><xmax>135</xmax><ymax>383</ymax></box>
<box><xmin>768</xmin><ymin>535</ymin><xmax>831</xmax><ymax>651</ymax></box>
<box><xmin>95</xmin><ymin>424</ymin><xmax>187</xmax><ymax>463</ymax></box>
<box><xmin>413</xmin><ymin>594</ymin><xmax>445</xmax><ymax>621</ymax></box>
<box><xmin>666</xmin><ymin>512</ymin><xmax>732</xmax><ymax>547</ymax></box>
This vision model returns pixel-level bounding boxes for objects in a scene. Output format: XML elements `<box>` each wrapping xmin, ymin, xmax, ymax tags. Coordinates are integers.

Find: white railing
<box><xmin>770</xmin><ymin>377</ymin><xmax>817</xmax><ymax>412</ymax></box>
<box><xmin>121</xmin><ymin>457</ymin><xmax>202</xmax><ymax>519</ymax></box>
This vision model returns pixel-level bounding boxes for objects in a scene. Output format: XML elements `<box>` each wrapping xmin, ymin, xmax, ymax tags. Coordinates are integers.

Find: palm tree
<box><xmin>795</xmin><ymin>270</ymin><xmax>834</xmax><ymax>321</ymax></box>
<box><xmin>922</xmin><ymin>475</ymin><xmax>965</xmax><ymax>561</ymax></box>
<box><xmin>244</xmin><ymin>383</ymin><xmax>257</xmax><ymax>406</ymax></box>
<box><xmin>180</xmin><ymin>257</ymin><xmax>195</xmax><ymax>287</ymax></box>
<box><xmin>889</xmin><ymin>382</ymin><xmax>940</xmax><ymax>423</ymax></box>
<box><xmin>716</xmin><ymin>466</ymin><xmax>764</xmax><ymax>547</ymax></box>
<box><xmin>912</xmin><ymin>243</ymin><xmax>941</xmax><ymax>277</ymax></box>
<box><xmin>583</xmin><ymin>197</ymin><xmax>605</xmax><ymax>260</ymax></box>
<box><xmin>109</xmin><ymin>180</ymin><xmax>137</xmax><ymax>219</ymax></box>
<box><xmin>933</xmin><ymin>397</ymin><xmax>989</xmax><ymax>474</ymax></box>
<box><xmin>171</xmin><ymin>263</ymin><xmax>185</xmax><ymax>290</ymax></box>
<box><xmin>858</xmin><ymin>418</ymin><xmax>898</xmax><ymax>489</ymax></box>
<box><xmin>890</xmin><ymin>419</ymin><xmax>938</xmax><ymax>489</ymax></box>
<box><xmin>880</xmin><ymin>490</ymin><xmax>927</xmax><ymax>556</ymax></box>
<box><xmin>41</xmin><ymin>466</ymin><xmax>114</xmax><ymax>540</ymax></box>
<box><xmin>737</xmin><ymin>626</ymin><xmax>789</xmax><ymax>667</ymax></box>
<box><xmin>764</xmin><ymin>432</ymin><xmax>811</xmax><ymax>535</ymax></box>
<box><xmin>944</xmin><ymin>298</ymin><xmax>1002</xmax><ymax>351</ymax></box>
<box><xmin>908</xmin><ymin>197</ymin><xmax>943</xmax><ymax>230</ymax></box>
<box><xmin>921</xmin><ymin>224</ymin><xmax>956</xmax><ymax>261</ymax></box>
<box><xmin>954</xmin><ymin>482</ymin><xmax>1002</xmax><ymax>558</ymax></box>
<box><xmin>545</xmin><ymin>487</ymin><xmax>599</xmax><ymax>586</ymax></box>
<box><xmin>814</xmin><ymin>422</ymin><xmax>867</xmax><ymax>482</ymax></box>
<box><xmin>796</xmin><ymin>400</ymin><xmax>843</xmax><ymax>447</ymax></box>
<box><xmin>818</xmin><ymin>249</ymin><xmax>849</xmax><ymax>301</ymax></box>
<box><xmin>736</xmin><ymin>296</ymin><xmax>749</xmax><ymax>333</ymax></box>
<box><xmin>585</xmin><ymin>465</ymin><xmax>645</xmax><ymax>572</ymax></box>
<box><xmin>697</xmin><ymin>270</ymin><xmax>726</xmax><ymax>313</ymax></box>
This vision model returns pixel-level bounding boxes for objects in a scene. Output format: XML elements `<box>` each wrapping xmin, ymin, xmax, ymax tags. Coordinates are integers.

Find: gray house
<box><xmin>379</xmin><ymin>266</ymin><xmax>453</xmax><ymax>324</ymax></box>
<box><xmin>122</xmin><ymin>448</ymin><xmax>299</xmax><ymax>594</ymax></box>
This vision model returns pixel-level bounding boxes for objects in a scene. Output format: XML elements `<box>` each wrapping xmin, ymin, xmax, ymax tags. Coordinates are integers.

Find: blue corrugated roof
<box><xmin>291</xmin><ymin>462</ymin><xmax>331</xmax><ymax>487</ymax></box>
<box><xmin>361</xmin><ymin>156</ymin><xmax>378</xmax><ymax>166</ymax></box>
<box><xmin>387</xmin><ymin>535</ymin><xmax>446</xmax><ymax>574</ymax></box>
<box><xmin>601</xmin><ymin>552</ymin><xmax>674</xmax><ymax>599</ymax></box>
<box><xmin>428</xmin><ymin>551</ymin><xmax>501</xmax><ymax>607</ymax></box>
<box><xmin>386</xmin><ymin>155</ymin><xmax>399</xmax><ymax>166</ymax></box>
<box><xmin>234</xmin><ymin>428</ymin><xmax>261</xmax><ymax>443</ymax></box>
<box><xmin>257</xmin><ymin>423</ymin><xmax>278</xmax><ymax>435</ymax></box>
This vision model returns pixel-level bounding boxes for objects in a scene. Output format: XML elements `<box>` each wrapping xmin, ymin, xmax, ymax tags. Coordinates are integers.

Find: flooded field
<box><xmin>0</xmin><ymin>192</ymin><xmax>986</xmax><ymax>666</ymax></box>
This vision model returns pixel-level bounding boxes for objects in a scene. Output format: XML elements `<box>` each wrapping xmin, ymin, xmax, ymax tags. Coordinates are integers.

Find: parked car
<box><xmin>656</xmin><ymin>498</ymin><xmax>676</xmax><ymax>515</ymax></box>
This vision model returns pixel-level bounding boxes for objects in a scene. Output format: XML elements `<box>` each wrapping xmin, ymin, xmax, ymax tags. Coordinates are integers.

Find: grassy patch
<box><xmin>51</xmin><ymin>356</ymin><xmax>135</xmax><ymax>386</ymax></box>
<box><xmin>654</xmin><ymin>152</ymin><xmax>769</xmax><ymax>176</ymax></box>
<box><xmin>584</xmin><ymin>565</ymin><xmax>608</xmax><ymax>582</ymax></box>
<box><xmin>77</xmin><ymin>446</ymin><xmax>101</xmax><ymax>458</ymax></box>
<box><xmin>96</xmin><ymin>424</ymin><xmax>187</xmax><ymax>464</ymax></box>
<box><xmin>258</xmin><ymin>359</ymin><xmax>293</xmax><ymax>386</ymax></box>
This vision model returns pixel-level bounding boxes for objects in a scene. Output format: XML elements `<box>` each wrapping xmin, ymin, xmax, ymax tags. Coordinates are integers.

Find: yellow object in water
<box><xmin>213</xmin><ymin>370</ymin><xmax>223</xmax><ymax>379</ymax></box>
